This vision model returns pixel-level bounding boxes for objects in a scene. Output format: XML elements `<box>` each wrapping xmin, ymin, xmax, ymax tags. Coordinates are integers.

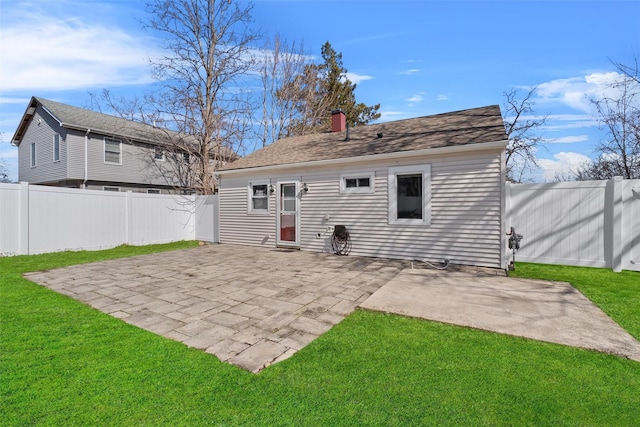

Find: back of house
<box><xmin>217</xmin><ymin>106</ymin><xmax>509</xmax><ymax>269</ymax></box>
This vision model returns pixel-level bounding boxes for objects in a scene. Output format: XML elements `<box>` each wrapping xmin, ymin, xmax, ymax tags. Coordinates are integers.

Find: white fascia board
<box><xmin>40</xmin><ymin>105</ymin><xmax>63</xmax><ymax>127</ymax></box>
<box><xmin>217</xmin><ymin>139</ymin><xmax>508</xmax><ymax>177</ymax></box>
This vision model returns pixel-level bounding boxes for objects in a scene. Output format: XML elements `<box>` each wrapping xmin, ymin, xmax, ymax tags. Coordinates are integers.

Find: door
<box><xmin>276</xmin><ymin>181</ymin><xmax>300</xmax><ymax>247</ymax></box>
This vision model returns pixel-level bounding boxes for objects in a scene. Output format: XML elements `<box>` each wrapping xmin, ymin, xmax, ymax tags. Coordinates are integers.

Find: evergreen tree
<box><xmin>279</xmin><ymin>41</ymin><xmax>380</xmax><ymax>136</ymax></box>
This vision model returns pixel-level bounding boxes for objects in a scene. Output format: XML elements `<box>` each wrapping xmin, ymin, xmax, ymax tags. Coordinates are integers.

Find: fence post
<box><xmin>612</xmin><ymin>176</ymin><xmax>623</xmax><ymax>272</ymax></box>
<box><xmin>503</xmin><ymin>181</ymin><xmax>511</xmax><ymax>269</ymax></box>
<box><xmin>19</xmin><ymin>182</ymin><xmax>29</xmax><ymax>255</ymax></box>
<box><xmin>126</xmin><ymin>191</ymin><xmax>133</xmax><ymax>245</ymax></box>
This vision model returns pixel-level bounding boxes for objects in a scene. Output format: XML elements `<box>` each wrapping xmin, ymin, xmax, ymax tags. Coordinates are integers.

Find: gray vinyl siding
<box><xmin>18</xmin><ymin>110</ymin><xmax>174</xmax><ymax>187</ymax></box>
<box><xmin>18</xmin><ymin>106</ymin><xmax>68</xmax><ymax>184</ymax></box>
<box><xmin>84</xmin><ymin>133</ymin><xmax>173</xmax><ymax>186</ymax></box>
<box><xmin>220</xmin><ymin>175</ymin><xmax>277</xmax><ymax>245</ymax></box>
<box><xmin>219</xmin><ymin>149</ymin><xmax>504</xmax><ymax>268</ymax></box>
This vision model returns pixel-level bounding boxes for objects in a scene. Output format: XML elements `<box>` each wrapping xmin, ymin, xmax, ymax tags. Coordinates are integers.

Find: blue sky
<box><xmin>1</xmin><ymin>0</ymin><xmax>639</xmax><ymax>182</ymax></box>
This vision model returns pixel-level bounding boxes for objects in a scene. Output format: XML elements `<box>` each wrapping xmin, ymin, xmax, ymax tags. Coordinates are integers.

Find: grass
<box><xmin>2</xmin><ymin>245</ymin><xmax>640</xmax><ymax>426</ymax></box>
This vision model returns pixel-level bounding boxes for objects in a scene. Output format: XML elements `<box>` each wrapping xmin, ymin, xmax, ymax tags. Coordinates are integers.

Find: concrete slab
<box><xmin>361</xmin><ymin>269</ymin><xmax>640</xmax><ymax>362</ymax></box>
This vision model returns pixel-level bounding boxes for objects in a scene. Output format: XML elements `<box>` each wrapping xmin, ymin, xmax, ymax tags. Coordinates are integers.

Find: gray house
<box><xmin>217</xmin><ymin>106</ymin><xmax>510</xmax><ymax>269</ymax></box>
<box><xmin>11</xmin><ymin>97</ymin><xmax>190</xmax><ymax>193</ymax></box>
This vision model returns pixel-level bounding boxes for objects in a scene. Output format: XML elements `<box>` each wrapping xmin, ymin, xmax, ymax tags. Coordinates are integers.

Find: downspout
<box><xmin>83</xmin><ymin>128</ymin><xmax>90</xmax><ymax>189</ymax></box>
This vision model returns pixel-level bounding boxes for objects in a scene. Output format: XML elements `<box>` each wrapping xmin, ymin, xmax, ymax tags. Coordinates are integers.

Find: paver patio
<box><xmin>25</xmin><ymin>244</ymin><xmax>407</xmax><ymax>372</ymax></box>
<box><xmin>25</xmin><ymin>244</ymin><xmax>640</xmax><ymax>372</ymax></box>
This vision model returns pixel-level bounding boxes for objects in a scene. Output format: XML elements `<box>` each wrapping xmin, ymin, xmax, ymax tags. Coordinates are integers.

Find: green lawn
<box><xmin>2</xmin><ymin>245</ymin><xmax>639</xmax><ymax>426</ymax></box>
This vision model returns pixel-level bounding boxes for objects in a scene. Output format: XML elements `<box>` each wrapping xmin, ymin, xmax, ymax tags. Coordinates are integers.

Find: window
<box><xmin>388</xmin><ymin>164</ymin><xmax>431</xmax><ymax>225</ymax></box>
<box><xmin>147</xmin><ymin>188</ymin><xmax>161</xmax><ymax>194</ymax></box>
<box><xmin>248</xmin><ymin>181</ymin><xmax>270</xmax><ymax>214</ymax></box>
<box><xmin>53</xmin><ymin>134</ymin><xmax>60</xmax><ymax>162</ymax></box>
<box><xmin>30</xmin><ymin>142</ymin><xmax>36</xmax><ymax>167</ymax></box>
<box><xmin>340</xmin><ymin>172</ymin><xmax>375</xmax><ymax>194</ymax></box>
<box><xmin>103</xmin><ymin>186</ymin><xmax>121</xmax><ymax>192</ymax></box>
<box><xmin>182</xmin><ymin>152</ymin><xmax>190</xmax><ymax>163</ymax></box>
<box><xmin>104</xmin><ymin>138</ymin><xmax>122</xmax><ymax>164</ymax></box>
<box><xmin>154</xmin><ymin>147</ymin><xmax>165</xmax><ymax>161</ymax></box>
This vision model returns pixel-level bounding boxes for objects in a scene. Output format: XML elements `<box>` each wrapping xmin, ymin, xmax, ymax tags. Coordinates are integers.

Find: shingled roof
<box><xmin>220</xmin><ymin>105</ymin><xmax>507</xmax><ymax>172</ymax></box>
<box><xmin>11</xmin><ymin>96</ymin><xmax>186</xmax><ymax>146</ymax></box>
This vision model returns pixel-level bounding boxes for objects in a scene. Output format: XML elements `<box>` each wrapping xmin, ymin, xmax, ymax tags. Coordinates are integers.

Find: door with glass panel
<box><xmin>276</xmin><ymin>181</ymin><xmax>300</xmax><ymax>247</ymax></box>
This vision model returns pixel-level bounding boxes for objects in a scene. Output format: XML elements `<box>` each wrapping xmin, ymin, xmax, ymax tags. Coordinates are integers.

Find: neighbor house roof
<box><xmin>11</xmin><ymin>96</ymin><xmax>188</xmax><ymax>146</ymax></box>
<box><xmin>219</xmin><ymin>105</ymin><xmax>507</xmax><ymax>172</ymax></box>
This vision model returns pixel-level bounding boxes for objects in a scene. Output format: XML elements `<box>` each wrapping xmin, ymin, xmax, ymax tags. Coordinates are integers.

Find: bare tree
<box><xmin>610</xmin><ymin>53</ymin><xmax>639</xmax><ymax>84</ymax></box>
<box><xmin>0</xmin><ymin>159</ymin><xmax>10</xmax><ymax>183</ymax></box>
<box><xmin>256</xmin><ymin>34</ymin><xmax>308</xmax><ymax>148</ymax></box>
<box><xmin>502</xmin><ymin>87</ymin><xmax>548</xmax><ymax>182</ymax></box>
<box><xmin>143</xmin><ymin>0</ymin><xmax>260</xmax><ymax>194</ymax></box>
<box><xmin>575</xmin><ymin>72</ymin><xmax>640</xmax><ymax>180</ymax></box>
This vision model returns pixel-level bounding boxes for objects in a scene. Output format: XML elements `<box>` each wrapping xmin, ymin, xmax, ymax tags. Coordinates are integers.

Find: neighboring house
<box><xmin>11</xmin><ymin>97</ymin><xmax>192</xmax><ymax>193</ymax></box>
<box><xmin>217</xmin><ymin>106</ymin><xmax>510</xmax><ymax>269</ymax></box>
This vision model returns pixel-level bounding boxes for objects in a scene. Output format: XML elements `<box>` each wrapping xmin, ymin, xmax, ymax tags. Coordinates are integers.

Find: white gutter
<box><xmin>83</xmin><ymin>128</ymin><xmax>90</xmax><ymax>189</ymax></box>
<box><xmin>217</xmin><ymin>139</ymin><xmax>508</xmax><ymax>176</ymax></box>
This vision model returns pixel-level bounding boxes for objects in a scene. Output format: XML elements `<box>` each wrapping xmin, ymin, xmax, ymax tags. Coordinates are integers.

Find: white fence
<box><xmin>506</xmin><ymin>177</ymin><xmax>640</xmax><ymax>272</ymax></box>
<box><xmin>0</xmin><ymin>183</ymin><xmax>218</xmax><ymax>256</ymax></box>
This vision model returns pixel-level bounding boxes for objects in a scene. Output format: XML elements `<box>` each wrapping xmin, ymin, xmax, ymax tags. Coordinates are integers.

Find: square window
<box><xmin>104</xmin><ymin>138</ymin><xmax>122</xmax><ymax>164</ymax></box>
<box><xmin>154</xmin><ymin>147</ymin><xmax>165</xmax><ymax>161</ymax></box>
<box><xmin>248</xmin><ymin>182</ymin><xmax>270</xmax><ymax>214</ymax></box>
<box><xmin>388</xmin><ymin>165</ymin><xmax>431</xmax><ymax>225</ymax></box>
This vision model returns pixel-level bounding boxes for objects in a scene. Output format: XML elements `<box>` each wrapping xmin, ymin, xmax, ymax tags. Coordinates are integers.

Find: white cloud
<box><xmin>536</xmin><ymin>72</ymin><xmax>635</xmax><ymax>113</ymax></box>
<box><xmin>436</xmin><ymin>94</ymin><xmax>448</xmax><ymax>101</ymax></box>
<box><xmin>400</xmin><ymin>68</ymin><xmax>421</xmax><ymax>75</ymax></box>
<box><xmin>405</xmin><ymin>93</ymin><xmax>424</xmax><ymax>103</ymax></box>
<box><xmin>544</xmin><ymin>135</ymin><xmax>589</xmax><ymax>144</ymax></box>
<box><xmin>537</xmin><ymin>152</ymin><xmax>592</xmax><ymax>182</ymax></box>
<box><xmin>0</xmin><ymin>9</ymin><xmax>159</xmax><ymax>92</ymax></box>
<box><xmin>0</xmin><ymin>147</ymin><xmax>19</xmax><ymax>159</ymax></box>
<box><xmin>378</xmin><ymin>110</ymin><xmax>408</xmax><ymax>121</ymax></box>
<box><xmin>346</xmin><ymin>72</ymin><xmax>374</xmax><ymax>85</ymax></box>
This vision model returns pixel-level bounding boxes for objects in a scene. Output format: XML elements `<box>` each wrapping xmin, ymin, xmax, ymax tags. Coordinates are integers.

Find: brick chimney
<box><xmin>331</xmin><ymin>109</ymin><xmax>346</xmax><ymax>132</ymax></box>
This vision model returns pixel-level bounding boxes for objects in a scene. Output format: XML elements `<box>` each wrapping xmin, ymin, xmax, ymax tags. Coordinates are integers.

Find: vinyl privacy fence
<box><xmin>506</xmin><ymin>177</ymin><xmax>640</xmax><ymax>272</ymax></box>
<box><xmin>0</xmin><ymin>183</ymin><xmax>218</xmax><ymax>256</ymax></box>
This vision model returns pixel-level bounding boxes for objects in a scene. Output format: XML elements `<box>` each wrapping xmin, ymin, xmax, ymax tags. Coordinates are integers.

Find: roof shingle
<box><xmin>220</xmin><ymin>105</ymin><xmax>507</xmax><ymax>171</ymax></box>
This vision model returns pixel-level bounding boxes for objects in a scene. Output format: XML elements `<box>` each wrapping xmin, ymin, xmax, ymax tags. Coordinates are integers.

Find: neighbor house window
<box><xmin>30</xmin><ymin>143</ymin><xmax>36</xmax><ymax>167</ymax></box>
<box><xmin>103</xmin><ymin>186</ymin><xmax>121</xmax><ymax>192</ymax></box>
<box><xmin>388</xmin><ymin>164</ymin><xmax>431</xmax><ymax>225</ymax></box>
<box><xmin>248</xmin><ymin>181</ymin><xmax>270</xmax><ymax>214</ymax></box>
<box><xmin>154</xmin><ymin>147</ymin><xmax>165</xmax><ymax>161</ymax></box>
<box><xmin>340</xmin><ymin>172</ymin><xmax>375</xmax><ymax>194</ymax></box>
<box><xmin>182</xmin><ymin>152</ymin><xmax>190</xmax><ymax>163</ymax></box>
<box><xmin>147</xmin><ymin>188</ymin><xmax>161</xmax><ymax>194</ymax></box>
<box><xmin>104</xmin><ymin>138</ymin><xmax>122</xmax><ymax>164</ymax></box>
<box><xmin>53</xmin><ymin>134</ymin><xmax>60</xmax><ymax>162</ymax></box>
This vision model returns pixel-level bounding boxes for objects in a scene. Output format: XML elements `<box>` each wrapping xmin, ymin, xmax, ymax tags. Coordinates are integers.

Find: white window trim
<box><xmin>104</xmin><ymin>137</ymin><xmax>122</xmax><ymax>165</ymax></box>
<box><xmin>340</xmin><ymin>172</ymin><xmax>375</xmax><ymax>194</ymax></box>
<box><xmin>30</xmin><ymin>142</ymin><xmax>36</xmax><ymax>167</ymax></box>
<box><xmin>388</xmin><ymin>164</ymin><xmax>431</xmax><ymax>226</ymax></box>
<box><xmin>53</xmin><ymin>134</ymin><xmax>60</xmax><ymax>162</ymax></box>
<box><xmin>103</xmin><ymin>186</ymin><xmax>121</xmax><ymax>192</ymax></box>
<box><xmin>154</xmin><ymin>147</ymin><xmax>165</xmax><ymax>161</ymax></box>
<box><xmin>248</xmin><ymin>180</ymin><xmax>270</xmax><ymax>214</ymax></box>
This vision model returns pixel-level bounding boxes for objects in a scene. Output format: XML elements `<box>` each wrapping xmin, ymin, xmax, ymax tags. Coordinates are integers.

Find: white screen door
<box><xmin>277</xmin><ymin>181</ymin><xmax>300</xmax><ymax>247</ymax></box>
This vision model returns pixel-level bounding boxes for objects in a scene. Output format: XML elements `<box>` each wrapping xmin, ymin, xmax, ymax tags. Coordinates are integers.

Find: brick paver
<box><xmin>25</xmin><ymin>244</ymin><xmax>406</xmax><ymax>373</ymax></box>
